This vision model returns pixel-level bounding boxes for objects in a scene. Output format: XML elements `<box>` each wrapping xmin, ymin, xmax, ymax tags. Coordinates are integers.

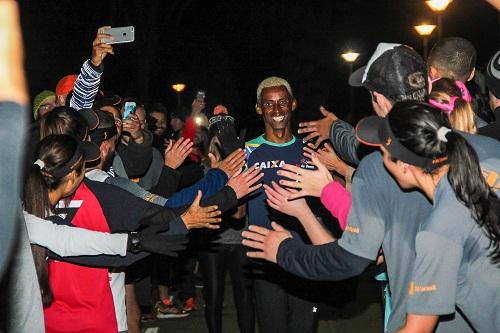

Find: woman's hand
<box><xmin>303</xmin><ymin>142</ymin><xmax>350</xmax><ymax>178</ymax></box>
<box><xmin>227</xmin><ymin>166</ymin><xmax>263</xmax><ymax>199</ymax></box>
<box><xmin>277</xmin><ymin>155</ymin><xmax>333</xmax><ymax>199</ymax></box>
<box><xmin>181</xmin><ymin>191</ymin><xmax>222</xmax><ymax>229</ymax></box>
<box><xmin>264</xmin><ymin>181</ymin><xmax>308</xmax><ymax>218</ymax></box>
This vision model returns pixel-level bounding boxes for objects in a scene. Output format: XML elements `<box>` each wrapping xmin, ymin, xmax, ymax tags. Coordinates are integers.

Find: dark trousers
<box><xmin>199</xmin><ymin>244</ymin><xmax>255</xmax><ymax>333</ymax></box>
<box><xmin>252</xmin><ymin>263</ymin><xmax>318</xmax><ymax>333</ymax></box>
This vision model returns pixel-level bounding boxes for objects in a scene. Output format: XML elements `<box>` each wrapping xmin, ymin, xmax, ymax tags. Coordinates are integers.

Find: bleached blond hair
<box><xmin>256</xmin><ymin>76</ymin><xmax>293</xmax><ymax>102</ymax></box>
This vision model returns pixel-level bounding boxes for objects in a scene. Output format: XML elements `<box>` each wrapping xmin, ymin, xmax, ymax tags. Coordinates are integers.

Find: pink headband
<box><xmin>431</xmin><ymin>78</ymin><xmax>473</xmax><ymax>102</ymax></box>
<box><xmin>429</xmin><ymin>96</ymin><xmax>458</xmax><ymax>114</ymax></box>
<box><xmin>429</xmin><ymin>78</ymin><xmax>472</xmax><ymax>114</ymax></box>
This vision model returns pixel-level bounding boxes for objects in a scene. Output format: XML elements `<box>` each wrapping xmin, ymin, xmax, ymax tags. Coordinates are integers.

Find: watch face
<box><xmin>130</xmin><ymin>232</ymin><xmax>141</xmax><ymax>252</ymax></box>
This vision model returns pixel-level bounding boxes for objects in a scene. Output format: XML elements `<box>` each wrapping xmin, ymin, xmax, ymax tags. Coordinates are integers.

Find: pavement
<box><xmin>141</xmin><ymin>270</ymin><xmax>384</xmax><ymax>332</ymax></box>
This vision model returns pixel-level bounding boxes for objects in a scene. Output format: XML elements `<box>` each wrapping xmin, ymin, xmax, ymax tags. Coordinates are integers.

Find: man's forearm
<box><xmin>277</xmin><ymin>238</ymin><xmax>371</xmax><ymax>281</ymax></box>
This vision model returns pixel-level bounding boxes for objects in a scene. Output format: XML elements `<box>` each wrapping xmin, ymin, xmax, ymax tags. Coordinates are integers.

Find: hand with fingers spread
<box><xmin>91</xmin><ymin>26</ymin><xmax>114</xmax><ymax>67</ymax></box>
<box><xmin>277</xmin><ymin>154</ymin><xmax>333</xmax><ymax>199</ymax></box>
<box><xmin>227</xmin><ymin>166</ymin><xmax>264</xmax><ymax>199</ymax></box>
<box><xmin>164</xmin><ymin>138</ymin><xmax>193</xmax><ymax>169</ymax></box>
<box><xmin>303</xmin><ymin>142</ymin><xmax>351</xmax><ymax>177</ymax></box>
<box><xmin>209</xmin><ymin>148</ymin><xmax>246</xmax><ymax>178</ymax></box>
<box><xmin>242</xmin><ymin>222</ymin><xmax>292</xmax><ymax>263</ymax></box>
<box><xmin>264</xmin><ymin>181</ymin><xmax>309</xmax><ymax>218</ymax></box>
<box><xmin>122</xmin><ymin>114</ymin><xmax>144</xmax><ymax>144</ymax></box>
<box><xmin>181</xmin><ymin>191</ymin><xmax>222</xmax><ymax>230</ymax></box>
<box><xmin>297</xmin><ymin>106</ymin><xmax>338</xmax><ymax>148</ymax></box>
<box><xmin>128</xmin><ymin>225</ymin><xmax>188</xmax><ymax>256</ymax></box>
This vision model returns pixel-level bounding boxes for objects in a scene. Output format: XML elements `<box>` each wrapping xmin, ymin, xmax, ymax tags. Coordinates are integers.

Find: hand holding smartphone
<box><xmin>102</xmin><ymin>26</ymin><xmax>135</xmax><ymax>44</ymax></box>
<box><xmin>123</xmin><ymin>102</ymin><xmax>136</xmax><ymax>120</ymax></box>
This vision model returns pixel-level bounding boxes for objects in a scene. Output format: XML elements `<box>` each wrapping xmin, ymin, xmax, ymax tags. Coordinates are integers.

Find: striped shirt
<box><xmin>70</xmin><ymin>59</ymin><xmax>102</xmax><ymax>111</ymax></box>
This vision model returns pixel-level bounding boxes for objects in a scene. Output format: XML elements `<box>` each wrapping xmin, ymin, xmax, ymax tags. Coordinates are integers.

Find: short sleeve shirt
<box><xmin>246</xmin><ymin>135</ymin><xmax>312</xmax><ymax>241</ymax></box>
<box><xmin>337</xmin><ymin>151</ymin><xmax>436</xmax><ymax>333</ymax></box>
<box><xmin>407</xmin><ymin>166</ymin><xmax>500</xmax><ymax>332</ymax></box>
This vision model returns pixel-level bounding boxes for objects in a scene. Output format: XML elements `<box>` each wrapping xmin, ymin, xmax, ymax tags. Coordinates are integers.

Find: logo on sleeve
<box><xmin>344</xmin><ymin>225</ymin><xmax>360</xmax><ymax>234</ymax></box>
<box><xmin>408</xmin><ymin>281</ymin><xmax>437</xmax><ymax>296</ymax></box>
<box><xmin>482</xmin><ymin>170</ymin><xmax>500</xmax><ymax>193</ymax></box>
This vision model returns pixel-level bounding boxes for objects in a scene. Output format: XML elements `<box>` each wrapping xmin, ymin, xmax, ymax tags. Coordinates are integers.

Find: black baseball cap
<box><xmin>356</xmin><ymin>115</ymin><xmax>443</xmax><ymax>169</ymax></box>
<box><xmin>349</xmin><ymin>43</ymin><xmax>427</xmax><ymax>99</ymax></box>
<box><xmin>45</xmin><ymin>140</ymin><xmax>101</xmax><ymax>179</ymax></box>
<box><xmin>485</xmin><ymin>50</ymin><xmax>500</xmax><ymax>99</ymax></box>
<box><xmin>78</xmin><ymin>108</ymin><xmax>100</xmax><ymax>131</ymax></box>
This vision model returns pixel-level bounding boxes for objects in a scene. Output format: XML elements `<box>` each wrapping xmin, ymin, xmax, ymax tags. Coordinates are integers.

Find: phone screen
<box><xmin>123</xmin><ymin>102</ymin><xmax>136</xmax><ymax>119</ymax></box>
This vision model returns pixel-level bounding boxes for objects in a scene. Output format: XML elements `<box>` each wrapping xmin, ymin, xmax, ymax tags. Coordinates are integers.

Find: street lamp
<box><xmin>425</xmin><ymin>0</ymin><xmax>453</xmax><ymax>39</ymax></box>
<box><xmin>341</xmin><ymin>52</ymin><xmax>360</xmax><ymax>74</ymax></box>
<box><xmin>414</xmin><ymin>24</ymin><xmax>437</xmax><ymax>59</ymax></box>
<box><xmin>171</xmin><ymin>83</ymin><xmax>186</xmax><ymax>105</ymax></box>
<box><xmin>341</xmin><ymin>52</ymin><xmax>360</xmax><ymax>114</ymax></box>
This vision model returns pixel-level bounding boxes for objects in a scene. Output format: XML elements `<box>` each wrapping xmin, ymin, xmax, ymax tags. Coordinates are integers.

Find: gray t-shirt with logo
<box><xmin>338</xmin><ymin>132</ymin><xmax>499</xmax><ymax>333</ymax></box>
<box><xmin>338</xmin><ymin>151</ymin><xmax>473</xmax><ymax>333</ymax></box>
<box><xmin>407</xmin><ymin>162</ymin><xmax>500</xmax><ymax>332</ymax></box>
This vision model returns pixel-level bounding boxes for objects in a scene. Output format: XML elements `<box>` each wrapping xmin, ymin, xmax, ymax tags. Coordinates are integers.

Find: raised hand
<box><xmin>209</xmin><ymin>148</ymin><xmax>246</xmax><ymax>178</ymax></box>
<box><xmin>242</xmin><ymin>222</ymin><xmax>292</xmax><ymax>263</ymax></box>
<box><xmin>227</xmin><ymin>166</ymin><xmax>264</xmax><ymax>199</ymax></box>
<box><xmin>277</xmin><ymin>154</ymin><xmax>333</xmax><ymax>199</ymax></box>
<box><xmin>181</xmin><ymin>191</ymin><xmax>222</xmax><ymax>229</ymax></box>
<box><xmin>122</xmin><ymin>113</ymin><xmax>144</xmax><ymax>144</ymax></box>
<box><xmin>297</xmin><ymin>106</ymin><xmax>338</xmax><ymax>148</ymax></box>
<box><xmin>91</xmin><ymin>26</ymin><xmax>114</xmax><ymax>67</ymax></box>
<box><xmin>264</xmin><ymin>181</ymin><xmax>309</xmax><ymax>218</ymax></box>
<box><xmin>164</xmin><ymin>137</ymin><xmax>193</xmax><ymax>169</ymax></box>
<box><xmin>303</xmin><ymin>142</ymin><xmax>351</xmax><ymax>178</ymax></box>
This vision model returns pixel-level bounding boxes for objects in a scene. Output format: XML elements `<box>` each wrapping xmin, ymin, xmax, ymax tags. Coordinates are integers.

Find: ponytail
<box><xmin>24</xmin><ymin>164</ymin><xmax>53</xmax><ymax>306</ymax></box>
<box><xmin>446</xmin><ymin>132</ymin><xmax>500</xmax><ymax>263</ymax></box>
<box><xmin>23</xmin><ymin>135</ymin><xmax>82</xmax><ymax>307</ymax></box>
<box><xmin>389</xmin><ymin>101</ymin><xmax>500</xmax><ymax>263</ymax></box>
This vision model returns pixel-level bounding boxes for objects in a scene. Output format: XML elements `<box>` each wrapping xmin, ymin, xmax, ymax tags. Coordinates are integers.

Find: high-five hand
<box><xmin>276</xmin><ymin>154</ymin><xmax>333</xmax><ymax>199</ymax></box>
<box><xmin>242</xmin><ymin>222</ymin><xmax>292</xmax><ymax>263</ymax></box>
<box><xmin>181</xmin><ymin>191</ymin><xmax>222</xmax><ymax>229</ymax></box>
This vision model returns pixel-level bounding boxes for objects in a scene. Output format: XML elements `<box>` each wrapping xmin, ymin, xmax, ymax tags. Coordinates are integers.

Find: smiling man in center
<box><xmin>244</xmin><ymin>77</ymin><xmax>318</xmax><ymax>333</ymax></box>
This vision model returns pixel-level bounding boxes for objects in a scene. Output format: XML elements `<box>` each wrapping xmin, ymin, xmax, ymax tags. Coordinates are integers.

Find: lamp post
<box><xmin>425</xmin><ymin>0</ymin><xmax>453</xmax><ymax>39</ymax></box>
<box><xmin>414</xmin><ymin>24</ymin><xmax>437</xmax><ymax>59</ymax></box>
<box><xmin>171</xmin><ymin>83</ymin><xmax>186</xmax><ymax>105</ymax></box>
<box><xmin>341</xmin><ymin>52</ymin><xmax>360</xmax><ymax>114</ymax></box>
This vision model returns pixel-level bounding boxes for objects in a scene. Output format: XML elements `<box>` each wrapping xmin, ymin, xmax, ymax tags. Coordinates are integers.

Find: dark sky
<box><xmin>19</xmin><ymin>0</ymin><xmax>499</xmax><ymax>137</ymax></box>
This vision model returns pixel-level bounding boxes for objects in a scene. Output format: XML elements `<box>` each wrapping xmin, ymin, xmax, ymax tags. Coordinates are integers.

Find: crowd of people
<box><xmin>1</xmin><ymin>1</ymin><xmax>500</xmax><ymax>333</ymax></box>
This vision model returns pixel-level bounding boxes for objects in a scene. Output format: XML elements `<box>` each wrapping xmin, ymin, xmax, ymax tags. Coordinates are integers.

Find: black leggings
<box><xmin>199</xmin><ymin>244</ymin><xmax>255</xmax><ymax>333</ymax></box>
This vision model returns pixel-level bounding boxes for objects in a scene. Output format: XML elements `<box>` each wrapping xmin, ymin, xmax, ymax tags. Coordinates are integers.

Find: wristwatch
<box><xmin>128</xmin><ymin>231</ymin><xmax>142</xmax><ymax>253</ymax></box>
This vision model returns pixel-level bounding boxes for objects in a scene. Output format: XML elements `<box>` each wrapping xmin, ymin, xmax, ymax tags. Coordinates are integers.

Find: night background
<box><xmin>19</xmin><ymin>0</ymin><xmax>499</xmax><ymax>138</ymax></box>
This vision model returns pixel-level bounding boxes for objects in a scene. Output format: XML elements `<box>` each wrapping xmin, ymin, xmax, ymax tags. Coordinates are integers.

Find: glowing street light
<box><xmin>171</xmin><ymin>83</ymin><xmax>186</xmax><ymax>105</ymax></box>
<box><xmin>414</xmin><ymin>24</ymin><xmax>437</xmax><ymax>59</ymax></box>
<box><xmin>341</xmin><ymin>52</ymin><xmax>360</xmax><ymax>64</ymax></box>
<box><xmin>425</xmin><ymin>0</ymin><xmax>453</xmax><ymax>39</ymax></box>
<box><xmin>425</xmin><ymin>0</ymin><xmax>453</xmax><ymax>11</ymax></box>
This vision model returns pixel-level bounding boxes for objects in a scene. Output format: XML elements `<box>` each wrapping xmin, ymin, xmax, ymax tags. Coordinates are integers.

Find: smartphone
<box><xmin>102</xmin><ymin>26</ymin><xmax>135</xmax><ymax>44</ymax></box>
<box><xmin>196</xmin><ymin>90</ymin><xmax>206</xmax><ymax>103</ymax></box>
<box><xmin>123</xmin><ymin>102</ymin><xmax>136</xmax><ymax>119</ymax></box>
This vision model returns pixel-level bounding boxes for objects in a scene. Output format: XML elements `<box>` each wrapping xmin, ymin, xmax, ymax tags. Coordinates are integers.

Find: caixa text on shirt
<box><xmin>252</xmin><ymin>158</ymin><xmax>315</xmax><ymax>170</ymax></box>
